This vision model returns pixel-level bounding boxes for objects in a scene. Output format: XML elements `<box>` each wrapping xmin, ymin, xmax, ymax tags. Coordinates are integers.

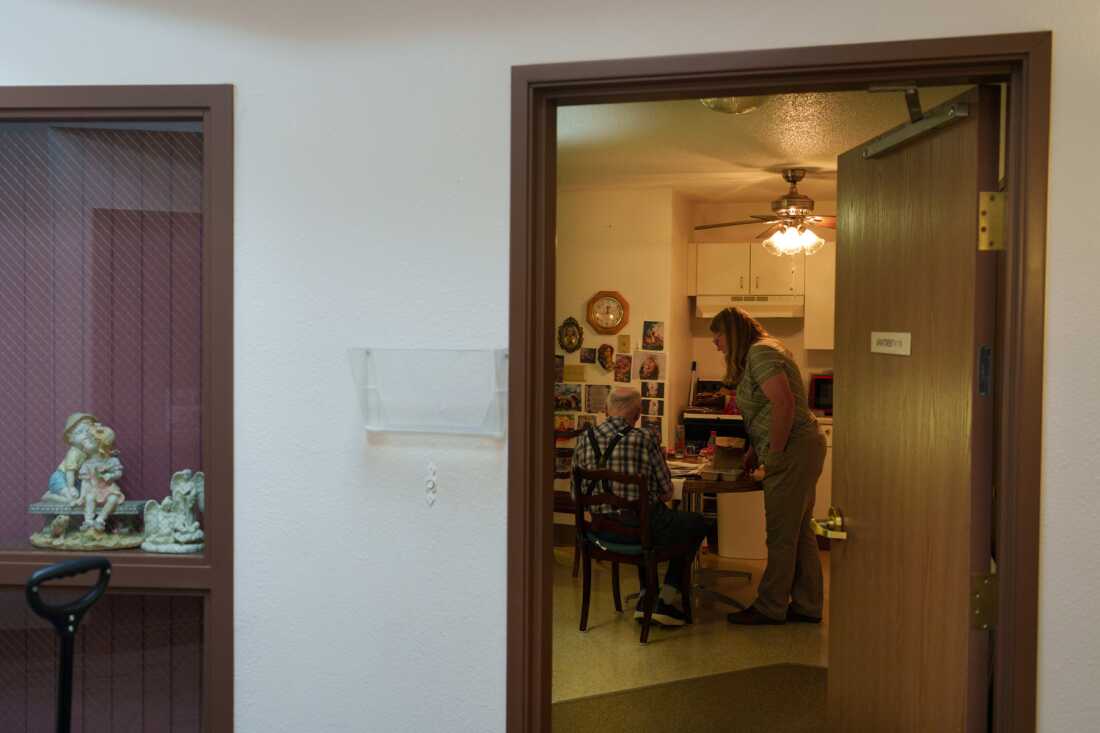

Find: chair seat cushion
<box><xmin>585</xmin><ymin>531</ymin><xmax>642</xmax><ymax>556</ymax></box>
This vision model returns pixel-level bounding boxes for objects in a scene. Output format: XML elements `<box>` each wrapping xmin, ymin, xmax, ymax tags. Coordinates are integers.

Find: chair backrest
<box><xmin>553</xmin><ymin>428</ymin><xmax>587</xmax><ymax>509</ymax></box>
<box><xmin>571</xmin><ymin>466</ymin><xmax>652</xmax><ymax>549</ymax></box>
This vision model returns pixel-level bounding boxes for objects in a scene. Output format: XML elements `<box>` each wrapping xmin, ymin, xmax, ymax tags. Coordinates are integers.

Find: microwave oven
<box><xmin>808</xmin><ymin>373</ymin><xmax>833</xmax><ymax>415</ymax></box>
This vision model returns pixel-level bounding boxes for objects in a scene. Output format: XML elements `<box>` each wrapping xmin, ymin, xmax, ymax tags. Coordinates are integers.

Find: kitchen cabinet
<box><xmin>749</xmin><ymin>241</ymin><xmax>805</xmax><ymax>294</ymax></box>
<box><xmin>695</xmin><ymin>241</ymin><xmax>804</xmax><ymax>295</ymax></box>
<box><xmin>804</xmin><ymin>239</ymin><xmax>837</xmax><ymax>349</ymax></box>
<box><xmin>696</xmin><ymin>242</ymin><xmax>750</xmax><ymax>294</ymax></box>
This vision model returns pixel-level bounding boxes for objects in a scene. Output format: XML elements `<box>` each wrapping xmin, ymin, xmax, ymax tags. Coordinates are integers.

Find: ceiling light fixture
<box><xmin>762</xmin><ymin>225</ymin><xmax>826</xmax><ymax>256</ymax></box>
<box><xmin>699</xmin><ymin>96</ymin><xmax>767</xmax><ymax>115</ymax></box>
<box><xmin>695</xmin><ymin>168</ymin><xmax>835</xmax><ymax>256</ymax></box>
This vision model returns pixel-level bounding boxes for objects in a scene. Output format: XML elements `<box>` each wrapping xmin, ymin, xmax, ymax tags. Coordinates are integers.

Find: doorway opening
<box><xmin>508</xmin><ymin>33</ymin><xmax>1050</xmax><ymax>733</ymax></box>
<box><xmin>550</xmin><ymin>84</ymin><xmax>980</xmax><ymax>724</ymax></box>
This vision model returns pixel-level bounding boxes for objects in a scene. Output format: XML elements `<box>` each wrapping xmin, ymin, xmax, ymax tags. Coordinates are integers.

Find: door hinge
<box><xmin>971</xmin><ymin>573</ymin><xmax>998</xmax><ymax>630</ymax></box>
<box><xmin>978</xmin><ymin>191</ymin><xmax>1005</xmax><ymax>251</ymax></box>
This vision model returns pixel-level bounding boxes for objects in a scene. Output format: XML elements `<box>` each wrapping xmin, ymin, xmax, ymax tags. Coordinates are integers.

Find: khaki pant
<box><xmin>753</xmin><ymin>430</ymin><xmax>827</xmax><ymax>620</ymax></box>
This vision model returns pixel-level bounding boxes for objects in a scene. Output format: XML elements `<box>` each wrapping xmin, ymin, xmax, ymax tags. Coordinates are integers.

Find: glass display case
<box><xmin>0</xmin><ymin>85</ymin><xmax>233</xmax><ymax>731</ymax></box>
<box><xmin>0</xmin><ymin>119</ymin><xmax>205</xmax><ymax>553</ymax></box>
<box><xmin>0</xmin><ymin>590</ymin><xmax>203</xmax><ymax>730</ymax></box>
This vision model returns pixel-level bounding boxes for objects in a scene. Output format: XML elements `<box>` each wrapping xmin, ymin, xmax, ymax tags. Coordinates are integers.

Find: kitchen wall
<box><xmin>691</xmin><ymin>317</ymin><xmax>835</xmax><ymax>387</ymax></box>
<box><xmin>690</xmin><ymin>201</ymin><xmax>837</xmax><ymax>390</ymax></box>
<box><xmin>556</xmin><ymin>187</ymin><xmax>691</xmax><ymax>445</ymax></box>
<box><xmin>669</xmin><ymin>194</ymin><xmax>695</xmax><ymax>435</ymax></box>
<box><xmin>2</xmin><ymin>3</ymin><xmax>1095</xmax><ymax>731</ymax></box>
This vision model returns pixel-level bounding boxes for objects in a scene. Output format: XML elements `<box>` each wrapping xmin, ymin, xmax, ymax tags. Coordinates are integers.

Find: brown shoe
<box><xmin>785</xmin><ymin>608</ymin><xmax>823</xmax><ymax>624</ymax></box>
<box><xmin>727</xmin><ymin>606</ymin><xmax>785</xmax><ymax>625</ymax></box>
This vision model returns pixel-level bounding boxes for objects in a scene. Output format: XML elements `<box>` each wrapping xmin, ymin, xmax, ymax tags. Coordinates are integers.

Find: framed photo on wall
<box><xmin>554</xmin><ymin>448</ymin><xmax>574</xmax><ymax>478</ymax></box>
<box><xmin>642</xmin><ymin>321</ymin><xmax>664</xmax><ymax>351</ymax></box>
<box><xmin>554</xmin><ymin>383</ymin><xmax>582</xmax><ymax>412</ymax></box>
<box><xmin>613</xmin><ymin>354</ymin><xmax>633</xmax><ymax>383</ymax></box>
<box><xmin>585</xmin><ymin>385</ymin><xmax>611</xmax><ymax>414</ymax></box>
<box><xmin>635</xmin><ymin>351</ymin><xmax>666</xmax><ymax>381</ymax></box>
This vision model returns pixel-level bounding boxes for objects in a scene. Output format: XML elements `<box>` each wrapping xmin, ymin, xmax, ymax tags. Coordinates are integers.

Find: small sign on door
<box><xmin>871</xmin><ymin>331</ymin><xmax>912</xmax><ymax>356</ymax></box>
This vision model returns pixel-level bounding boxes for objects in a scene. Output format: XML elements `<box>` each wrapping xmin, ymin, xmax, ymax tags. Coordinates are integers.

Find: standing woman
<box><xmin>710</xmin><ymin>306</ymin><xmax>826</xmax><ymax>625</ymax></box>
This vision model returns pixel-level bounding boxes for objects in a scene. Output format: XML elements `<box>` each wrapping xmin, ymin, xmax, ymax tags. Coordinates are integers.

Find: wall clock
<box><xmin>557</xmin><ymin>317</ymin><xmax>584</xmax><ymax>353</ymax></box>
<box><xmin>586</xmin><ymin>291</ymin><xmax>629</xmax><ymax>335</ymax></box>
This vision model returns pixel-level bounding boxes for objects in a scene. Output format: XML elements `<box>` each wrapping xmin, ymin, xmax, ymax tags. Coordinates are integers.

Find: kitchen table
<box><xmin>680</xmin><ymin>474</ymin><xmax>763</xmax><ymax>611</ymax></box>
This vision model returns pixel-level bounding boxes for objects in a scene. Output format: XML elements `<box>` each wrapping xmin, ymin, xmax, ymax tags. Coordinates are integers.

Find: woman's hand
<box><xmin>742</xmin><ymin>446</ymin><xmax>759</xmax><ymax>474</ymax></box>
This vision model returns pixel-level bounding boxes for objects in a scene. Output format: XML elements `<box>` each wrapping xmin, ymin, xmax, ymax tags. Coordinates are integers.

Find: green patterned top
<box><xmin>735</xmin><ymin>338</ymin><xmax>818</xmax><ymax>461</ymax></box>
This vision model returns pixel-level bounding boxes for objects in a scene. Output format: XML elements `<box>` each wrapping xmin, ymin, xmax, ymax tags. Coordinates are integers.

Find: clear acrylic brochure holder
<box><xmin>348</xmin><ymin>348</ymin><xmax>507</xmax><ymax>437</ymax></box>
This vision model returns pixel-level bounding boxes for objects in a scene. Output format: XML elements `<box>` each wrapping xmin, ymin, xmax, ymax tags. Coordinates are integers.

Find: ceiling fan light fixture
<box><xmin>763</xmin><ymin>225</ymin><xmax>826</xmax><ymax>256</ymax></box>
<box><xmin>700</xmin><ymin>96</ymin><xmax>767</xmax><ymax>115</ymax></box>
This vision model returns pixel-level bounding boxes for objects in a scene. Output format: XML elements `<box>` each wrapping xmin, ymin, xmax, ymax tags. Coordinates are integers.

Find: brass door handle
<box><xmin>812</xmin><ymin>506</ymin><xmax>848</xmax><ymax>540</ymax></box>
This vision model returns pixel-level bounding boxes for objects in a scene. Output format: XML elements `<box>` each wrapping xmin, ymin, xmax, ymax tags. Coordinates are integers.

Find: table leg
<box><xmin>620</xmin><ymin>486</ymin><xmax>758</xmax><ymax>611</ymax></box>
<box><xmin>688</xmin><ymin>486</ymin><xmax>752</xmax><ymax>610</ymax></box>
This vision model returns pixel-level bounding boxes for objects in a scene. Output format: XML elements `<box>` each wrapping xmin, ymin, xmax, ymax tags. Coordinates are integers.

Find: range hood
<box><xmin>695</xmin><ymin>295</ymin><xmax>805</xmax><ymax>319</ymax></box>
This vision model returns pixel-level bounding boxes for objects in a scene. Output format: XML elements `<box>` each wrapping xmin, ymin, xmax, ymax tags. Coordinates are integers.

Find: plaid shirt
<box><xmin>573</xmin><ymin>416</ymin><xmax>673</xmax><ymax>513</ymax></box>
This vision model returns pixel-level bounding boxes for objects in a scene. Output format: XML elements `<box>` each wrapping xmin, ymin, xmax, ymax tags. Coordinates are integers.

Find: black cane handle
<box><xmin>25</xmin><ymin>557</ymin><xmax>112</xmax><ymax>624</ymax></box>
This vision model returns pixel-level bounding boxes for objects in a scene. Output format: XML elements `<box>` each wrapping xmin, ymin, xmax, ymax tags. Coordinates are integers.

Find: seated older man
<box><xmin>573</xmin><ymin>387</ymin><xmax>708</xmax><ymax>627</ymax></box>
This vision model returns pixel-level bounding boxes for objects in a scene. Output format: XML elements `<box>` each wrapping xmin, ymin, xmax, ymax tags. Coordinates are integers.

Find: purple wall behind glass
<box><xmin>0</xmin><ymin>592</ymin><xmax>203</xmax><ymax>732</ymax></box>
<box><xmin>0</xmin><ymin>125</ymin><xmax>204</xmax><ymax>547</ymax></box>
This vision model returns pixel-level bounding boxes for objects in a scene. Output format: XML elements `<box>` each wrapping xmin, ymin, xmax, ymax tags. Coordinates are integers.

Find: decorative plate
<box><xmin>557</xmin><ymin>317</ymin><xmax>584</xmax><ymax>353</ymax></box>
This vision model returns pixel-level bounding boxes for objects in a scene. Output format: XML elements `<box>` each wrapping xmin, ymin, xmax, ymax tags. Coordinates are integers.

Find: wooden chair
<box><xmin>572</xmin><ymin>466</ymin><xmax>695</xmax><ymax>644</ymax></box>
<box><xmin>554</xmin><ymin>428</ymin><xmax>585</xmax><ymax>577</ymax></box>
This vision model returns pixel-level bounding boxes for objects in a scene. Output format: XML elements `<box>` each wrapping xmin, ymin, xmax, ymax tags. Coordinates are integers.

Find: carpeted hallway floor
<box><xmin>552</xmin><ymin>664</ymin><xmax>826</xmax><ymax>732</ymax></box>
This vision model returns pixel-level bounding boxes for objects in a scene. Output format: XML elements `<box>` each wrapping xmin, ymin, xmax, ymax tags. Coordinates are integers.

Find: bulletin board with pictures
<box><xmin>553</xmin><ymin>300</ymin><xmax>673</xmax><ymax>452</ymax></box>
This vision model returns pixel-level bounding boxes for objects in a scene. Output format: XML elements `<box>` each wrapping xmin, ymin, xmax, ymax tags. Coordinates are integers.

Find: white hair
<box><xmin>607</xmin><ymin>387</ymin><xmax>641</xmax><ymax>416</ymax></box>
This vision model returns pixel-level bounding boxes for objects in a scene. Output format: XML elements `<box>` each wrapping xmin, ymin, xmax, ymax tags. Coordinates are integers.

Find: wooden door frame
<box><xmin>507</xmin><ymin>32</ymin><xmax>1051</xmax><ymax>733</ymax></box>
<box><xmin>0</xmin><ymin>84</ymin><xmax>234</xmax><ymax>732</ymax></box>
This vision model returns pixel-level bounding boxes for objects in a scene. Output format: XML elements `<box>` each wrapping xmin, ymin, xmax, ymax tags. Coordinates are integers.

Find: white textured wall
<box><xmin>1</xmin><ymin>2</ymin><xmax>1097</xmax><ymax>731</ymax></box>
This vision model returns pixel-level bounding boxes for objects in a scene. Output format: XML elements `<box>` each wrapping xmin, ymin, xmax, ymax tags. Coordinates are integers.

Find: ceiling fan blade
<box><xmin>807</xmin><ymin>215</ymin><xmax>837</xmax><ymax>229</ymax></box>
<box><xmin>755</xmin><ymin>223</ymin><xmax>782</xmax><ymax>240</ymax></box>
<box><xmin>694</xmin><ymin>218</ymin><xmax>775</xmax><ymax>231</ymax></box>
<box><xmin>750</xmin><ymin>214</ymin><xmax>776</xmax><ymax>221</ymax></box>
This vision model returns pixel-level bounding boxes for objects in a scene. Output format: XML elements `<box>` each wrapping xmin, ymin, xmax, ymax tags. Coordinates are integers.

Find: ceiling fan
<box><xmin>694</xmin><ymin>168</ymin><xmax>835</xmax><ymax>255</ymax></box>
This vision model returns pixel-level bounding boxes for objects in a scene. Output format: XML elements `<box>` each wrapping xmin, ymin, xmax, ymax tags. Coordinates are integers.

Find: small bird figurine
<box><xmin>49</xmin><ymin>515</ymin><xmax>70</xmax><ymax>538</ymax></box>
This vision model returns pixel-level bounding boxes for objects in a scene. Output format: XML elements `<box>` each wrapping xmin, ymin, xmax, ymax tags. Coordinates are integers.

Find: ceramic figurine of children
<box><xmin>41</xmin><ymin>412</ymin><xmax>98</xmax><ymax>504</ymax></box>
<box><xmin>75</xmin><ymin>424</ymin><xmax>125</xmax><ymax>532</ymax></box>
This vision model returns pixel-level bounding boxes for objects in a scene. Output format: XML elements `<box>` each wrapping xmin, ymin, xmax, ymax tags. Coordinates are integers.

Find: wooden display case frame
<box><xmin>0</xmin><ymin>84</ymin><xmax>234</xmax><ymax>732</ymax></box>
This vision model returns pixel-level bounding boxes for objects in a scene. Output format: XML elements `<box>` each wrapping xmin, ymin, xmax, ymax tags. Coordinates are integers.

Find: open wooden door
<box><xmin>829</xmin><ymin>86</ymin><xmax>999</xmax><ymax>731</ymax></box>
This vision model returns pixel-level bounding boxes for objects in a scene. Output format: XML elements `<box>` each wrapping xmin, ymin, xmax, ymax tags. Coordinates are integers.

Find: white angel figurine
<box><xmin>142</xmin><ymin>470</ymin><xmax>205</xmax><ymax>554</ymax></box>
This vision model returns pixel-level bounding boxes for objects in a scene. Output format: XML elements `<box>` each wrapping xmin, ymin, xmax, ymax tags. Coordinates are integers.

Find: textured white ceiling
<box><xmin>557</xmin><ymin>87</ymin><xmax>971</xmax><ymax>202</ymax></box>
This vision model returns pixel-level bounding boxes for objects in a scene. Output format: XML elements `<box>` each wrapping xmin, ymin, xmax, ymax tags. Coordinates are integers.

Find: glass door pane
<box><xmin>0</xmin><ymin>120</ymin><xmax>205</xmax><ymax>551</ymax></box>
<box><xmin>0</xmin><ymin>590</ymin><xmax>203</xmax><ymax>731</ymax></box>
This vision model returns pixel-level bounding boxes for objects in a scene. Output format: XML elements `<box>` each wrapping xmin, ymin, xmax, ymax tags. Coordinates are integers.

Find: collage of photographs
<box><xmin>554</xmin><ymin>315</ymin><xmax>666</xmax><ymax>475</ymax></box>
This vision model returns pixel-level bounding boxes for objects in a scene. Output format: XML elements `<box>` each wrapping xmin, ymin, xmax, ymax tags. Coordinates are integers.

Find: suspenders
<box><xmin>582</xmin><ymin>424</ymin><xmax>633</xmax><ymax>497</ymax></box>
